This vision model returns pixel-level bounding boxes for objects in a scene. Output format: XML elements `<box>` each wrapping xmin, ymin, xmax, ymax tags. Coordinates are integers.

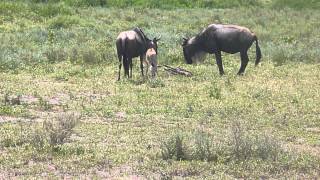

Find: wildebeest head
<box><xmin>182</xmin><ymin>37</ymin><xmax>192</xmax><ymax>64</ymax></box>
<box><xmin>182</xmin><ymin>36</ymin><xmax>206</xmax><ymax>64</ymax></box>
<box><xmin>147</xmin><ymin>36</ymin><xmax>161</xmax><ymax>54</ymax></box>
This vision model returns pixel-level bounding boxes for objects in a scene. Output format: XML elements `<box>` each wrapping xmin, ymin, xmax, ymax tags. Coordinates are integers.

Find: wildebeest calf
<box><xmin>182</xmin><ymin>24</ymin><xmax>262</xmax><ymax>75</ymax></box>
<box><xmin>116</xmin><ymin>27</ymin><xmax>160</xmax><ymax>80</ymax></box>
<box><xmin>145</xmin><ymin>48</ymin><xmax>158</xmax><ymax>78</ymax></box>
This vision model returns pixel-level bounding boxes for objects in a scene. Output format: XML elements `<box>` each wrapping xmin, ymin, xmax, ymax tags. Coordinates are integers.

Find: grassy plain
<box><xmin>0</xmin><ymin>1</ymin><xmax>320</xmax><ymax>179</ymax></box>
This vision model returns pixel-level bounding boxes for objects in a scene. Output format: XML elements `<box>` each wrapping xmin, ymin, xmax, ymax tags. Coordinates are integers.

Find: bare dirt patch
<box><xmin>286</xmin><ymin>143</ymin><xmax>320</xmax><ymax>158</ymax></box>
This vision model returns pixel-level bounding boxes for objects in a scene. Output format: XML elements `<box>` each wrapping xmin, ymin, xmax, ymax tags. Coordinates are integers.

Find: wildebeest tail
<box><xmin>253</xmin><ymin>35</ymin><xmax>262</xmax><ymax>66</ymax></box>
<box><xmin>123</xmin><ymin>37</ymin><xmax>130</xmax><ymax>77</ymax></box>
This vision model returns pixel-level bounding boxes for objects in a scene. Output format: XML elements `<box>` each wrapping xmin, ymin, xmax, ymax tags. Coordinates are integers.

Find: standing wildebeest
<box><xmin>116</xmin><ymin>27</ymin><xmax>160</xmax><ymax>80</ymax></box>
<box><xmin>145</xmin><ymin>47</ymin><xmax>158</xmax><ymax>78</ymax></box>
<box><xmin>182</xmin><ymin>24</ymin><xmax>262</xmax><ymax>75</ymax></box>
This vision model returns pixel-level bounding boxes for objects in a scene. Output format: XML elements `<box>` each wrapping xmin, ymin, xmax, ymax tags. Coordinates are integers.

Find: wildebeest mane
<box><xmin>133</xmin><ymin>27</ymin><xmax>148</xmax><ymax>48</ymax></box>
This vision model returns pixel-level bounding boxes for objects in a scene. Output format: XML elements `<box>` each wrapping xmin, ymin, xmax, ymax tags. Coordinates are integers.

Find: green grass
<box><xmin>11</xmin><ymin>0</ymin><xmax>320</xmax><ymax>9</ymax></box>
<box><xmin>1</xmin><ymin>62</ymin><xmax>320</xmax><ymax>178</ymax></box>
<box><xmin>0</xmin><ymin>1</ymin><xmax>320</xmax><ymax>179</ymax></box>
<box><xmin>0</xmin><ymin>2</ymin><xmax>319</xmax><ymax>71</ymax></box>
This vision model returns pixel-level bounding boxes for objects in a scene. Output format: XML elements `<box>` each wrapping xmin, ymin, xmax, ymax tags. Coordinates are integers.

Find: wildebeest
<box><xmin>145</xmin><ymin>47</ymin><xmax>158</xmax><ymax>78</ymax></box>
<box><xmin>182</xmin><ymin>24</ymin><xmax>262</xmax><ymax>75</ymax></box>
<box><xmin>116</xmin><ymin>27</ymin><xmax>160</xmax><ymax>80</ymax></box>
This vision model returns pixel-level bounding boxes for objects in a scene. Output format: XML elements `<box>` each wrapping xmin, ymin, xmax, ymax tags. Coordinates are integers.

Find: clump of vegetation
<box><xmin>148</xmin><ymin>78</ymin><xmax>165</xmax><ymax>88</ymax></box>
<box><xmin>48</xmin><ymin>15</ymin><xmax>83</xmax><ymax>29</ymax></box>
<box><xmin>161</xmin><ymin>132</ymin><xmax>186</xmax><ymax>161</ymax></box>
<box><xmin>230</xmin><ymin>120</ymin><xmax>282</xmax><ymax>161</ymax></box>
<box><xmin>0</xmin><ymin>113</ymin><xmax>80</xmax><ymax>151</ymax></box>
<box><xmin>43</xmin><ymin>113</ymin><xmax>80</xmax><ymax>147</ymax></box>
<box><xmin>191</xmin><ymin>131</ymin><xmax>219</xmax><ymax>162</ymax></box>
<box><xmin>209</xmin><ymin>83</ymin><xmax>222</xmax><ymax>99</ymax></box>
<box><xmin>161</xmin><ymin>122</ymin><xmax>283</xmax><ymax>164</ymax></box>
<box><xmin>37</xmin><ymin>96</ymin><xmax>53</xmax><ymax>111</ymax></box>
<box><xmin>272</xmin><ymin>0</ymin><xmax>320</xmax><ymax>9</ymax></box>
<box><xmin>160</xmin><ymin>131</ymin><xmax>219</xmax><ymax>162</ymax></box>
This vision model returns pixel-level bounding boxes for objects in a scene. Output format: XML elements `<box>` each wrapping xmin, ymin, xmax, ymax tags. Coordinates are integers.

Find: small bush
<box><xmin>0</xmin><ymin>2</ymin><xmax>26</xmax><ymax>16</ymax></box>
<box><xmin>230</xmin><ymin>120</ymin><xmax>282</xmax><ymax>161</ymax></box>
<box><xmin>29</xmin><ymin>126</ymin><xmax>48</xmax><ymax>151</ymax></box>
<box><xmin>48</xmin><ymin>15</ymin><xmax>82</xmax><ymax>29</ymax></box>
<box><xmin>255</xmin><ymin>133</ymin><xmax>282</xmax><ymax>161</ymax></box>
<box><xmin>148</xmin><ymin>79</ymin><xmax>165</xmax><ymax>88</ymax></box>
<box><xmin>161</xmin><ymin>133</ymin><xmax>186</xmax><ymax>161</ymax></box>
<box><xmin>209</xmin><ymin>83</ymin><xmax>222</xmax><ymax>99</ymax></box>
<box><xmin>192</xmin><ymin>131</ymin><xmax>218</xmax><ymax>162</ymax></box>
<box><xmin>272</xmin><ymin>0</ymin><xmax>320</xmax><ymax>9</ymax></box>
<box><xmin>31</xmin><ymin>3</ymin><xmax>71</xmax><ymax>17</ymax></box>
<box><xmin>44</xmin><ymin>47</ymin><xmax>69</xmax><ymax>63</ymax></box>
<box><xmin>38</xmin><ymin>96</ymin><xmax>53</xmax><ymax>110</ymax></box>
<box><xmin>81</xmin><ymin>48</ymin><xmax>101</xmax><ymax>64</ymax></box>
<box><xmin>230</xmin><ymin>121</ymin><xmax>254</xmax><ymax>160</ymax></box>
<box><xmin>43</xmin><ymin>113</ymin><xmax>80</xmax><ymax>146</ymax></box>
<box><xmin>160</xmin><ymin>131</ymin><xmax>219</xmax><ymax>162</ymax></box>
<box><xmin>64</xmin><ymin>0</ymin><xmax>107</xmax><ymax>7</ymax></box>
<box><xmin>272</xmin><ymin>48</ymin><xmax>287</xmax><ymax>66</ymax></box>
<box><xmin>0</xmin><ymin>121</ymin><xmax>34</xmax><ymax>148</ymax></box>
<box><xmin>161</xmin><ymin>123</ymin><xmax>283</xmax><ymax>163</ymax></box>
<box><xmin>0</xmin><ymin>113</ymin><xmax>80</xmax><ymax>152</ymax></box>
<box><xmin>0</xmin><ymin>105</ymin><xmax>29</xmax><ymax>117</ymax></box>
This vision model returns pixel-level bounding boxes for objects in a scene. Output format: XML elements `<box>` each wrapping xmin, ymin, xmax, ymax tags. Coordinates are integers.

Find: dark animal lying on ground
<box><xmin>116</xmin><ymin>27</ymin><xmax>160</xmax><ymax>80</ymax></box>
<box><xmin>182</xmin><ymin>24</ymin><xmax>262</xmax><ymax>75</ymax></box>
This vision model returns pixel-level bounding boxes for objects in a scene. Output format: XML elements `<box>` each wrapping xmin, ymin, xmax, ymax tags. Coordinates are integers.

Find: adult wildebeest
<box><xmin>116</xmin><ymin>27</ymin><xmax>160</xmax><ymax>80</ymax></box>
<box><xmin>182</xmin><ymin>24</ymin><xmax>262</xmax><ymax>75</ymax></box>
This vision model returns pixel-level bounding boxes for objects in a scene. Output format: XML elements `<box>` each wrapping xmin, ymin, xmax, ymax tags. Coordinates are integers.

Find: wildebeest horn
<box><xmin>156</xmin><ymin>35</ymin><xmax>161</xmax><ymax>41</ymax></box>
<box><xmin>154</xmin><ymin>35</ymin><xmax>161</xmax><ymax>42</ymax></box>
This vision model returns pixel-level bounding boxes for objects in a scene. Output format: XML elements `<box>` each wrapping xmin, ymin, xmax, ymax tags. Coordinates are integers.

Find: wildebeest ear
<box><xmin>182</xmin><ymin>37</ymin><xmax>188</xmax><ymax>46</ymax></box>
<box><xmin>153</xmin><ymin>36</ymin><xmax>161</xmax><ymax>42</ymax></box>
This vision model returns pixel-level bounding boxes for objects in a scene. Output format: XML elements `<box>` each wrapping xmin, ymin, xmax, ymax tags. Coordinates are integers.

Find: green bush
<box><xmin>161</xmin><ymin>124</ymin><xmax>283</xmax><ymax>163</ymax></box>
<box><xmin>31</xmin><ymin>3</ymin><xmax>72</xmax><ymax>17</ymax></box>
<box><xmin>230</xmin><ymin>121</ymin><xmax>282</xmax><ymax>161</ymax></box>
<box><xmin>43</xmin><ymin>113</ymin><xmax>80</xmax><ymax>146</ymax></box>
<box><xmin>48</xmin><ymin>15</ymin><xmax>82</xmax><ymax>29</ymax></box>
<box><xmin>160</xmin><ymin>131</ymin><xmax>220</xmax><ymax>162</ymax></box>
<box><xmin>64</xmin><ymin>0</ymin><xmax>107</xmax><ymax>6</ymax></box>
<box><xmin>11</xmin><ymin>0</ymin><xmax>264</xmax><ymax>8</ymax></box>
<box><xmin>161</xmin><ymin>133</ymin><xmax>187</xmax><ymax>161</ymax></box>
<box><xmin>272</xmin><ymin>0</ymin><xmax>320</xmax><ymax>9</ymax></box>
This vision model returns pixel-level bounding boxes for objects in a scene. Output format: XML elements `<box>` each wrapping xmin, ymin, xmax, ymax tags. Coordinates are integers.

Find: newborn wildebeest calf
<box><xmin>145</xmin><ymin>47</ymin><xmax>158</xmax><ymax>78</ymax></box>
<box><xmin>116</xmin><ymin>27</ymin><xmax>160</xmax><ymax>80</ymax></box>
<box><xmin>182</xmin><ymin>24</ymin><xmax>262</xmax><ymax>75</ymax></box>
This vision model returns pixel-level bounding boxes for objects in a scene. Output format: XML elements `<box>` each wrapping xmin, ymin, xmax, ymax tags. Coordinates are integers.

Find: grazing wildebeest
<box><xmin>145</xmin><ymin>47</ymin><xmax>158</xmax><ymax>78</ymax></box>
<box><xmin>182</xmin><ymin>24</ymin><xmax>262</xmax><ymax>75</ymax></box>
<box><xmin>116</xmin><ymin>27</ymin><xmax>160</xmax><ymax>80</ymax></box>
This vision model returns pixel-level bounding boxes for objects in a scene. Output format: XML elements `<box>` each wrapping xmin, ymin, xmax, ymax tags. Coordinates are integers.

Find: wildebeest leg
<box><xmin>238</xmin><ymin>51</ymin><xmax>249</xmax><ymax>75</ymax></box>
<box><xmin>215</xmin><ymin>51</ymin><xmax>224</xmax><ymax>75</ymax></box>
<box><xmin>140</xmin><ymin>55</ymin><xmax>144</xmax><ymax>77</ymax></box>
<box><xmin>123</xmin><ymin>56</ymin><xmax>130</xmax><ymax>78</ymax></box>
<box><xmin>129</xmin><ymin>58</ymin><xmax>133</xmax><ymax>78</ymax></box>
<box><xmin>127</xmin><ymin>58</ymin><xmax>132</xmax><ymax>78</ymax></box>
<box><xmin>118</xmin><ymin>55</ymin><xmax>122</xmax><ymax>81</ymax></box>
<box><xmin>145</xmin><ymin>62</ymin><xmax>149</xmax><ymax>77</ymax></box>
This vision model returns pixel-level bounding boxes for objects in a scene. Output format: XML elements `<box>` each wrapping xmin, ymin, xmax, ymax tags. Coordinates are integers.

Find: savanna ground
<box><xmin>0</xmin><ymin>0</ymin><xmax>320</xmax><ymax>179</ymax></box>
